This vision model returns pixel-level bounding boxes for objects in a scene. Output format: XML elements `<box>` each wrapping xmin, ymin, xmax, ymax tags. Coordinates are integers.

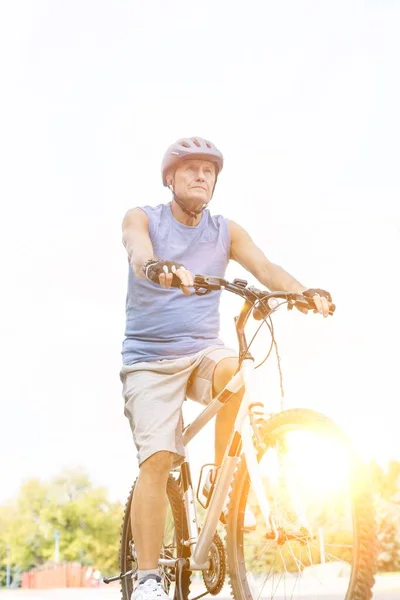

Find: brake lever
<box><xmin>194</xmin><ymin>286</ymin><xmax>211</xmax><ymax>296</ymax></box>
<box><xmin>193</xmin><ymin>275</ymin><xmax>223</xmax><ymax>295</ymax></box>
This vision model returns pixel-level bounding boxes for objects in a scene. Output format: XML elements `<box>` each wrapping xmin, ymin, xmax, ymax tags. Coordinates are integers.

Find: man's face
<box><xmin>168</xmin><ymin>159</ymin><xmax>216</xmax><ymax>207</ymax></box>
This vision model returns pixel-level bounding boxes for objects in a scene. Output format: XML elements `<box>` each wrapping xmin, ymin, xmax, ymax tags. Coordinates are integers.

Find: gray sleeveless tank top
<box><xmin>122</xmin><ymin>202</ymin><xmax>230</xmax><ymax>365</ymax></box>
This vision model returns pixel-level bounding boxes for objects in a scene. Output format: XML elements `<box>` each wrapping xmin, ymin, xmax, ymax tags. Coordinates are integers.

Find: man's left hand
<box><xmin>302</xmin><ymin>288</ymin><xmax>333</xmax><ymax>317</ymax></box>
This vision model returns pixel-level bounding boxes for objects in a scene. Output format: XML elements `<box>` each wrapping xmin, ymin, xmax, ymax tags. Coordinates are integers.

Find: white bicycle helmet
<box><xmin>161</xmin><ymin>137</ymin><xmax>224</xmax><ymax>186</ymax></box>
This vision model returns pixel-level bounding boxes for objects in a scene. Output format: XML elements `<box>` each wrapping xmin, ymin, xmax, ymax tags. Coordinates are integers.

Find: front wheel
<box><xmin>226</xmin><ymin>408</ymin><xmax>377</xmax><ymax>600</ymax></box>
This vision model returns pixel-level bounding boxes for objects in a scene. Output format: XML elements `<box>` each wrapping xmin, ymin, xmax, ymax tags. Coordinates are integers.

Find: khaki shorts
<box><xmin>120</xmin><ymin>346</ymin><xmax>237</xmax><ymax>467</ymax></box>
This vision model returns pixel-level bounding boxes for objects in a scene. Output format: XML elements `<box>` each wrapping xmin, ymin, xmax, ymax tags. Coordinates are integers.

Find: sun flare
<box><xmin>260</xmin><ymin>429</ymin><xmax>353</xmax><ymax>504</ymax></box>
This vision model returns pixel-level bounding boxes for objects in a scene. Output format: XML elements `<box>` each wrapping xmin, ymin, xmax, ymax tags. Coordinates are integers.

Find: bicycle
<box><xmin>107</xmin><ymin>275</ymin><xmax>377</xmax><ymax>600</ymax></box>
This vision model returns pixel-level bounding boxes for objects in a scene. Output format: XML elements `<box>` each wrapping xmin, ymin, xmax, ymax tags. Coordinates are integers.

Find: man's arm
<box><xmin>228</xmin><ymin>220</ymin><xmax>333</xmax><ymax>317</ymax></box>
<box><xmin>122</xmin><ymin>208</ymin><xmax>156</xmax><ymax>278</ymax></box>
<box><xmin>122</xmin><ymin>208</ymin><xmax>194</xmax><ymax>293</ymax></box>
<box><xmin>228</xmin><ymin>220</ymin><xmax>306</xmax><ymax>292</ymax></box>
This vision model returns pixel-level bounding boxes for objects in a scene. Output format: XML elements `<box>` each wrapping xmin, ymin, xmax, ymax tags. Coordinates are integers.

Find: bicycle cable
<box><xmin>218</xmin><ymin>280</ymin><xmax>311</xmax><ymax>410</ymax></box>
<box><xmin>244</xmin><ymin>294</ymin><xmax>282</xmax><ymax>360</ymax></box>
<box><xmin>244</xmin><ymin>297</ymin><xmax>290</xmax><ymax>404</ymax></box>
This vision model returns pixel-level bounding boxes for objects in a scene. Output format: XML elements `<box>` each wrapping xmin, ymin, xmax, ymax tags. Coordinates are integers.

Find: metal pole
<box><xmin>6</xmin><ymin>545</ymin><xmax>11</xmax><ymax>588</ymax></box>
<box><xmin>318</xmin><ymin>527</ymin><xmax>326</xmax><ymax>564</ymax></box>
<box><xmin>54</xmin><ymin>530</ymin><xmax>60</xmax><ymax>564</ymax></box>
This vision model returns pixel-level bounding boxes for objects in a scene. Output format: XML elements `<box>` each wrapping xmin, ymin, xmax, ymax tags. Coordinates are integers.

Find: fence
<box><xmin>21</xmin><ymin>563</ymin><xmax>102</xmax><ymax>588</ymax></box>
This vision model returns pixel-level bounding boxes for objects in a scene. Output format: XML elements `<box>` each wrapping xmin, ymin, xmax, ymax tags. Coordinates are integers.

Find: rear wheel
<box><xmin>226</xmin><ymin>408</ymin><xmax>376</xmax><ymax>600</ymax></box>
<box><xmin>120</xmin><ymin>475</ymin><xmax>191</xmax><ymax>600</ymax></box>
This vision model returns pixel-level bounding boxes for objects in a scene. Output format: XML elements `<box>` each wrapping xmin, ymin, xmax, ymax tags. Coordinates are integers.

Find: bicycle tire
<box><xmin>120</xmin><ymin>475</ymin><xmax>191</xmax><ymax>600</ymax></box>
<box><xmin>225</xmin><ymin>408</ymin><xmax>377</xmax><ymax>600</ymax></box>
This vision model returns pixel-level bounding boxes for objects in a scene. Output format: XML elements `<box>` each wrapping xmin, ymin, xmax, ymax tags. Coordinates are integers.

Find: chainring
<box><xmin>202</xmin><ymin>533</ymin><xmax>226</xmax><ymax>595</ymax></box>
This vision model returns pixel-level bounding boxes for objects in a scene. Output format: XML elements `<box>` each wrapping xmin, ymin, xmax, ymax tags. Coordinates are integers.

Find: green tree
<box><xmin>376</xmin><ymin>499</ymin><xmax>400</xmax><ymax>572</ymax></box>
<box><xmin>0</xmin><ymin>468</ymin><xmax>123</xmax><ymax>582</ymax></box>
<box><xmin>370</xmin><ymin>460</ymin><xmax>400</xmax><ymax>571</ymax></box>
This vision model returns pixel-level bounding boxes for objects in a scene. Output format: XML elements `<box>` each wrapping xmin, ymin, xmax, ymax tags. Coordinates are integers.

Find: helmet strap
<box><xmin>169</xmin><ymin>176</ymin><xmax>218</xmax><ymax>218</ymax></box>
<box><xmin>172</xmin><ymin>194</ymin><xmax>207</xmax><ymax>218</ymax></box>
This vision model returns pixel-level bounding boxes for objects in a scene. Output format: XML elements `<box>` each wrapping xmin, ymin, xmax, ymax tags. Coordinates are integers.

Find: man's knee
<box><xmin>213</xmin><ymin>357</ymin><xmax>239</xmax><ymax>395</ymax></box>
<box><xmin>140</xmin><ymin>451</ymin><xmax>174</xmax><ymax>479</ymax></box>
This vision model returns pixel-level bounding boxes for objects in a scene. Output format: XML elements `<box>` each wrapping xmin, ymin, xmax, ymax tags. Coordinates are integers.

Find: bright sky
<box><xmin>1</xmin><ymin>1</ymin><xmax>399</xmax><ymax>505</ymax></box>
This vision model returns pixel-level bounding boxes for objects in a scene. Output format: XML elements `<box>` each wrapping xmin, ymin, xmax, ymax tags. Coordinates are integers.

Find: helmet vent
<box><xmin>192</xmin><ymin>137</ymin><xmax>201</xmax><ymax>147</ymax></box>
<box><xmin>179</xmin><ymin>140</ymin><xmax>191</xmax><ymax>148</ymax></box>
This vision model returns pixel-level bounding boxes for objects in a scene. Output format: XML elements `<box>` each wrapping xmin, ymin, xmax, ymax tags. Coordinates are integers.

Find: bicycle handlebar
<box><xmin>193</xmin><ymin>275</ymin><xmax>335</xmax><ymax>317</ymax></box>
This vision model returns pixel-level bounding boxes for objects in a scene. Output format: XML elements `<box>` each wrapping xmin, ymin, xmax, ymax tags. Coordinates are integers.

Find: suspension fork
<box><xmin>240</xmin><ymin>359</ymin><xmax>280</xmax><ymax>539</ymax></box>
<box><xmin>241</xmin><ymin>416</ymin><xmax>278</xmax><ymax>539</ymax></box>
<box><xmin>241</xmin><ymin>361</ymin><xmax>310</xmax><ymax>537</ymax></box>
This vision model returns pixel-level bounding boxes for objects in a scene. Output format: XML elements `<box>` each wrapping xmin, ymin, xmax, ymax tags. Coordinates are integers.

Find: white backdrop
<box><xmin>0</xmin><ymin>1</ymin><xmax>399</xmax><ymax>503</ymax></box>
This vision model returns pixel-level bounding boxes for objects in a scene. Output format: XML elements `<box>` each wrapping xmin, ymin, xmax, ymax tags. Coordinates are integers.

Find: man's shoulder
<box><xmin>124</xmin><ymin>203</ymin><xmax>167</xmax><ymax>221</ymax></box>
<box><xmin>126</xmin><ymin>202</ymin><xmax>166</xmax><ymax>214</ymax></box>
<box><xmin>206</xmin><ymin>209</ymin><xmax>229</xmax><ymax>224</ymax></box>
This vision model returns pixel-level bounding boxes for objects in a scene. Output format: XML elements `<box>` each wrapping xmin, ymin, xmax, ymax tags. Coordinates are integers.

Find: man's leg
<box><xmin>212</xmin><ymin>357</ymin><xmax>243</xmax><ymax>465</ymax></box>
<box><xmin>131</xmin><ymin>450</ymin><xmax>174</xmax><ymax>571</ymax></box>
<box><xmin>121</xmin><ymin>358</ymin><xmax>193</xmax><ymax>596</ymax></box>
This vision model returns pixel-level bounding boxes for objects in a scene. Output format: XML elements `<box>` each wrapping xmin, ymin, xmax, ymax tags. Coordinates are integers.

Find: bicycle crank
<box><xmin>103</xmin><ymin>569</ymin><xmax>135</xmax><ymax>584</ymax></box>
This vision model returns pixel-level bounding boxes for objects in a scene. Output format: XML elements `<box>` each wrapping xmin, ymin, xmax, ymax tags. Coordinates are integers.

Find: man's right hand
<box><xmin>144</xmin><ymin>259</ymin><xmax>194</xmax><ymax>295</ymax></box>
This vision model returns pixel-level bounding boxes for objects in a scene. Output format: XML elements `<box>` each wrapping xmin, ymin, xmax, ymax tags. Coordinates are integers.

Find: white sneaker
<box><xmin>202</xmin><ymin>468</ymin><xmax>257</xmax><ymax>531</ymax></box>
<box><xmin>131</xmin><ymin>575</ymin><xmax>169</xmax><ymax>600</ymax></box>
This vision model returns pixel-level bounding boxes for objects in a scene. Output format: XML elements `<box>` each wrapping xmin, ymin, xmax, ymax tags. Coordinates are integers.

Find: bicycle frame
<box><xmin>184</xmin><ymin>358</ymin><xmax>277</xmax><ymax>571</ymax></box>
<box><xmin>112</xmin><ymin>277</ymin><xmax>361</xmax><ymax>595</ymax></box>
<box><xmin>158</xmin><ymin>285</ymin><xmax>283</xmax><ymax>572</ymax></box>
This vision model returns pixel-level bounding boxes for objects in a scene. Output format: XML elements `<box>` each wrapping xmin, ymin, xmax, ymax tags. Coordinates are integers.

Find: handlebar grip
<box><xmin>303</xmin><ymin>300</ymin><xmax>336</xmax><ymax>315</ymax></box>
<box><xmin>170</xmin><ymin>273</ymin><xmax>184</xmax><ymax>288</ymax></box>
<box><xmin>296</xmin><ymin>295</ymin><xmax>336</xmax><ymax>315</ymax></box>
<box><xmin>255</xmin><ymin>298</ymin><xmax>336</xmax><ymax>318</ymax></box>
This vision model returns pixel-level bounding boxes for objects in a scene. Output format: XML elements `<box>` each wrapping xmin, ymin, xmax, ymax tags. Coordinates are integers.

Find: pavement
<box><xmin>1</xmin><ymin>576</ymin><xmax>400</xmax><ymax>599</ymax></box>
